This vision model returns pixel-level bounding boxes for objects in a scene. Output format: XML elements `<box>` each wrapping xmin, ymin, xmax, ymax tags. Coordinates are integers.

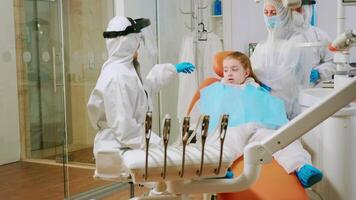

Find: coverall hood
<box><xmin>105</xmin><ymin>16</ymin><xmax>142</xmax><ymax>66</ymax></box>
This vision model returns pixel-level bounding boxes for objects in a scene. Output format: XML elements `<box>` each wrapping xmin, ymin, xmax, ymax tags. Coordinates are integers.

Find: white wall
<box><xmin>226</xmin><ymin>0</ymin><xmax>356</xmax><ymax>61</ymax></box>
<box><xmin>0</xmin><ymin>0</ymin><xmax>21</xmax><ymax>165</ymax></box>
<box><xmin>224</xmin><ymin>0</ymin><xmax>266</xmax><ymax>53</ymax></box>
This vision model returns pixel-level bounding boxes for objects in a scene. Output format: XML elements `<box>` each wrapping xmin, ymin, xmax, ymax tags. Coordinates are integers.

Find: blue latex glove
<box><xmin>296</xmin><ymin>164</ymin><xmax>323</xmax><ymax>188</ymax></box>
<box><xmin>310</xmin><ymin>69</ymin><xmax>320</xmax><ymax>84</ymax></box>
<box><xmin>224</xmin><ymin>168</ymin><xmax>234</xmax><ymax>179</ymax></box>
<box><xmin>175</xmin><ymin>62</ymin><xmax>195</xmax><ymax>74</ymax></box>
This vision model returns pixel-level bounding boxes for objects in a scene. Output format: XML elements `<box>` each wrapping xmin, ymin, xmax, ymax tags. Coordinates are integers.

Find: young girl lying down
<box><xmin>189</xmin><ymin>51</ymin><xmax>322</xmax><ymax>188</ymax></box>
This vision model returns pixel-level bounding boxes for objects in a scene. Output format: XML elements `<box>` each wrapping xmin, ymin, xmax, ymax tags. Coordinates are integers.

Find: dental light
<box><xmin>329</xmin><ymin>29</ymin><xmax>356</xmax><ymax>51</ymax></box>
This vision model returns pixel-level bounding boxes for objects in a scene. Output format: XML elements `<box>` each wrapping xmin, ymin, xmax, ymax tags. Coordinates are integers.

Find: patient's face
<box><xmin>223</xmin><ymin>58</ymin><xmax>249</xmax><ymax>85</ymax></box>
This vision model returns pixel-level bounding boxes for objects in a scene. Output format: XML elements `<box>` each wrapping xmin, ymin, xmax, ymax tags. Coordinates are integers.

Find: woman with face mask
<box><xmin>293</xmin><ymin>1</ymin><xmax>336</xmax><ymax>86</ymax></box>
<box><xmin>251</xmin><ymin>0</ymin><xmax>313</xmax><ymax>119</ymax></box>
<box><xmin>250</xmin><ymin>0</ymin><xmax>322</xmax><ymax>188</ymax></box>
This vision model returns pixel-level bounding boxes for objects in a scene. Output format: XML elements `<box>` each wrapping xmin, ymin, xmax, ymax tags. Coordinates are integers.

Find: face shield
<box><xmin>103</xmin><ymin>17</ymin><xmax>158</xmax><ymax>57</ymax></box>
<box><xmin>103</xmin><ymin>18</ymin><xmax>150</xmax><ymax>38</ymax></box>
<box><xmin>301</xmin><ymin>0</ymin><xmax>316</xmax><ymax>26</ymax></box>
<box><xmin>140</xmin><ymin>25</ymin><xmax>158</xmax><ymax>57</ymax></box>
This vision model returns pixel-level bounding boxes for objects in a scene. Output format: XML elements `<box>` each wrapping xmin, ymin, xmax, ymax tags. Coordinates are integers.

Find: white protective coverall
<box><xmin>189</xmin><ymin>80</ymin><xmax>311</xmax><ymax>174</ymax></box>
<box><xmin>296</xmin><ymin>5</ymin><xmax>336</xmax><ymax>82</ymax></box>
<box><xmin>87</xmin><ymin>16</ymin><xmax>177</xmax><ymax>157</ymax></box>
<box><xmin>248</xmin><ymin>0</ymin><xmax>313</xmax><ymax>173</ymax></box>
<box><xmin>250</xmin><ymin>0</ymin><xmax>313</xmax><ymax>119</ymax></box>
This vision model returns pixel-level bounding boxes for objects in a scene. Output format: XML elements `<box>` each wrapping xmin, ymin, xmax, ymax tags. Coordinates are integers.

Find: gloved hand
<box><xmin>310</xmin><ymin>69</ymin><xmax>320</xmax><ymax>84</ymax></box>
<box><xmin>296</xmin><ymin>164</ymin><xmax>323</xmax><ymax>188</ymax></box>
<box><xmin>175</xmin><ymin>62</ymin><xmax>195</xmax><ymax>74</ymax></box>
<box><xmin>224</xmin><ymin>167</ymin><xmax>234</xmax><ymax>179</ymax></box>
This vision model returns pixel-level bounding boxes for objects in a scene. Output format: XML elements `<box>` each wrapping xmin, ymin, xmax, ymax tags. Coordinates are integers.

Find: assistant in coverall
<box><xmin>87</xmin><ymin>16</ymin><xmax>195</xmax><ymax>157</ymax></box>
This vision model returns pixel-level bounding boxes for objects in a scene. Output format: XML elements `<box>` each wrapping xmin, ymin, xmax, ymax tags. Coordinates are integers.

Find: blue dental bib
<box><xmin>199</xmin><ymin>82</ymin><xmax>288</xmax><ymax>133</ymax></box>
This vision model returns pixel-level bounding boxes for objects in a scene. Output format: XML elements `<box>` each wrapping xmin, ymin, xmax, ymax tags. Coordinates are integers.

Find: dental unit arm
<box><xmin>329</xmin><ymin>29</ymin><xmax>356</xmax><ymax>51</ymax></box>
<box><xmin>328</xmin><ymin>29</ymin><xmax>356</xmax><ymax>89</ymax></box>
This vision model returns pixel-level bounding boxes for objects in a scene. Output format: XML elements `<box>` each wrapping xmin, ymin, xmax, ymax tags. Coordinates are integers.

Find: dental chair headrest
<box><xmin>213</xmin><ymin>51</ymin><xmax>234</xmax><ymax>77</ymax></box>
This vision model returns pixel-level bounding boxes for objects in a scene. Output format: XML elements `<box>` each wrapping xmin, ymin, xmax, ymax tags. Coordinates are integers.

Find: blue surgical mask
<box><xmin>264</xmin><ymin>15</ymin><xmax>282</xmax><ymax>29</ymax></box>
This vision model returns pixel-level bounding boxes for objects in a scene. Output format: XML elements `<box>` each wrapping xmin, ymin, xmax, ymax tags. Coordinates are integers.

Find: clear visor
<box><xmin>139</xmin><ymin>26</ymin><xmax>158</xmax><ymax>57</ymax></box>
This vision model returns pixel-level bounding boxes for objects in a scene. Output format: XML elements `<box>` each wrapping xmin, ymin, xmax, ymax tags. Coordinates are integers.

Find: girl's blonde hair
<box><xmin>224</xmin><ymin>51</ymin><xmax>261</xmax><ymax>85</ymax></box>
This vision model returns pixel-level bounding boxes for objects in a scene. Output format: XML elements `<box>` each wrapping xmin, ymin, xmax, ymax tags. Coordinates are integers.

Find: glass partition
<box><xmin>14</xmin><ymin>0</ymin><xmax>189</xmax><ymax>198</ymax></box>
<box><xmin>61</xmin><ymin>0</ymin><xmax>116</xmax><ymax>197</ymax></box>
<box><xmin>19</xmin><ymin>0</ymin><xmax>114</xmax><ymax>165</ymax></box>
<box><xmin>21</xmin><ymin>0</ymin><xmax>65</xmax><ymax>161</ymax></box>
<box><xmin>15</xmin><ymin>0</ymin><xmax>117</xmax><ymax>198</ymax></box>
<box><xmin>61</xmin><ymin>0</ymin><xmax>113</xmax><ymax>166</ymax></box>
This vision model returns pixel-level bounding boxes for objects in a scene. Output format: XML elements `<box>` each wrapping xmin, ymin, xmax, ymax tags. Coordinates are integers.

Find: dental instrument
<box><xmin>161</xmin><ymin>116</ymin><xmax>171</xmax><ymax>179</ymax></box>
<box><xmin>144</xmin><ymin>111</ymin><xmax>152</xmax><ymax>181</ymax></box>
<box><xmin>215</xmin><ymin>114</ymin><xmax>229</xmax><ymax>175</ymax></box>
<box><xmin>197</xmin><ymin>115</ymin><xmax>210</xmax><ymax>176</ymax></box>
<box><xmin>179</xmin><ymin>117</ymin><xmax>190</xmax><ymax>178</ymax></box>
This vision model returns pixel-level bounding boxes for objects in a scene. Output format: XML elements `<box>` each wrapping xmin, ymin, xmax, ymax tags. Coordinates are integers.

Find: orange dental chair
<box><xmin>187</xmin><ymin>51</ymin><xmax>308</xmax><ymax>200</ymax></box>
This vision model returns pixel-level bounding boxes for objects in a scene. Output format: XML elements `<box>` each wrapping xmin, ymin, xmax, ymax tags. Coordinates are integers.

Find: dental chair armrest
<box><xmin>166</xmin><ymin>142</ymin><xmax>272</xmax><ymax>194</ymax></box>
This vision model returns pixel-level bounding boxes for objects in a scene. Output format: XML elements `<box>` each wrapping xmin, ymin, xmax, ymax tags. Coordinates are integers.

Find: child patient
<box><xmin>189</xmin><ymin>51</ymin><xmax>323</xmax><ymax>188</ymax></box>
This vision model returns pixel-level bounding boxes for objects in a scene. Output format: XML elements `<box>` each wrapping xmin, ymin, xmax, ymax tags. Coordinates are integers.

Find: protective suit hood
<box><xmin>264</xmin><ymin>0</ymin><xmax>295</xmax><ymax>40</ymax></box>
<box><xmin>104</xmin><ymin>16</ymin><xmax>141</xmax><ymax>67</ymax></box>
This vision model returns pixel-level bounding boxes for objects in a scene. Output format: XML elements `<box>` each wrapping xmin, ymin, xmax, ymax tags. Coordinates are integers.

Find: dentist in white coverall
<box><xmin>87</xmin><ymin>16</ymin><xmax>195</xmax><ymax>157</ymax></box>
<box><xmin>293</xmin><ymin>0</ymin><xmax>336</xmax><ymax>85</ymax></box>
<box><xmin>250</xmin><ymin>0</ymin><xmax>323</xmax><ymax>188</ymax></box>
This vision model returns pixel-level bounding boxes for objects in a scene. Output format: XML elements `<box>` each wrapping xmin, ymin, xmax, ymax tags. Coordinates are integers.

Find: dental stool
<box><xmin>187</xmin><ymin>51</ymin><xmax>308</xmax><ymax>200</ymax></box>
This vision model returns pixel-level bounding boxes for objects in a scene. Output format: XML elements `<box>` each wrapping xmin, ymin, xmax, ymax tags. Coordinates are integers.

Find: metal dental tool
<box><xmin>197</xmin><ymin>115</ymin><xmax>210</xmax><ymax>176</ymax></box>
<box><xmin>144</xmin><ymin>111</ymin><xmax>152</xmax><ymax>181</ymax></box>
<box><xmin>215</xmin><ymin>114</ymin><xmax>229</xmax><ymax>175</ymax></box>
<box><xmin>179</xmin><ymin>117</ymin><xmax>191</xmax><ymax>178</ymax></box>
<box><xmin>187</xmin><ymin>115</ymin><xmax>202</xmax><ymax>144</ymax></box>
<box><xmin>161</xmin><ymin>115</ymin><xmax>171</xmax><ymax>179</ymax></box>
